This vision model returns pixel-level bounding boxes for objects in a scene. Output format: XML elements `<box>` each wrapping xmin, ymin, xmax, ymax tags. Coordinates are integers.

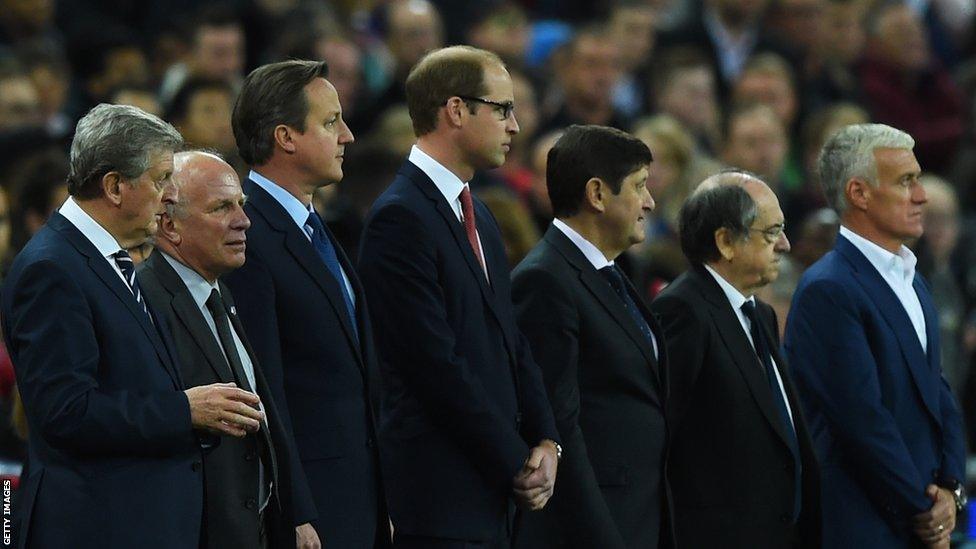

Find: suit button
<box><xmin>932</xmin><ymin>469</ymin><xmax>939</xmax><ymax>479</ymax></box>
<box><xmin>244</xmin><ymin>498</ymin><xmax>257</xmax><ymax>510</ymax></box>
<box><xmin>244</xmin><ymin>451</ymin><xmax>256</xmax><ymax>461</ymax></box>
<box><xmin>191</xmin><ymin>461</ymin><xmax>202</xmax><ymax>472</ymax></box>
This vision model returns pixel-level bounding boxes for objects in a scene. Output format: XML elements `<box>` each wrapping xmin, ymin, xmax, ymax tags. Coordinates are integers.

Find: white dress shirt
<box><xmin>839</xmin><ymin>226</ymin><xmax>927</xmax><ymax>351</ymax></box>
<box><xmin>704</xmin><ymin>264</ymin><xmax>795</xmax><ymax>428</ymax></box>
<box><xmin>409</xmin><ymin>145</ymin><xmax>489</xmax><ymax>279</ymax></box>
<box><xmin>553</xmin><ymin>219</ymin><xmax>659</xmax><ymax>359</ymax></box>
<box><xmin>703</xmin><ymin>7</ymin><xmax>758</xmax><ymax>82</ymax></box>
<box><xmin>249</xmin><ymin>170</ymin><xmax>355</xmax><ymax>306</ymax></box>
<box><xmin>58</xmin><ymin>196</ymin><xmax>130</xmax><ymax>288</ymax></box>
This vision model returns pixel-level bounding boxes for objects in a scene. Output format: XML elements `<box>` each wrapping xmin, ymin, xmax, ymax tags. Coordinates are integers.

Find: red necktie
<box><xmin>459</xmin><ymin>186</ymin><xmax>486</xmax><ymax>275</ymax></box>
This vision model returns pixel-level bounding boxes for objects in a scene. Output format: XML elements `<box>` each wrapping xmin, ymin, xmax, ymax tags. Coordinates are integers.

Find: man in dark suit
<box><xmin>138</xmin><ymin>150</ymin><xmax>301</xmax><ymax>548</ymax></box>
<box><xmin>0</xmin><ymin>104</ymin><xmax>263</xmax><ymax>548</ymax></box>
<box><xmin>785</xmin><ymin>124</ymin><xmax>966</xmax><ymax>548</ymax></box>
<box><xmin>511</xmin><ymin>125</ymin><xmax>670</xmax><ymax>549</ymax></box>
<box><xmin>650</xmin><ymin>170</ymin><xmax>821</xmax><ymax>548</ymax></box>
<box><xmin>224</xmin><ymin>59</ymin><xmax>388</xmax><ymax>549</ymax></box>
<box><xmin>358</xmin><ymin>46</ymin><xmax>561</xmax><ymax>549</ymax></box>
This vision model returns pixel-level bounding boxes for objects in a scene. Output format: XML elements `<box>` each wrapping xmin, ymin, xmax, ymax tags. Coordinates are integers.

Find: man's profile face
<box><xmin>290</xmin><ymin>77</ymin><xmax>355</xmax><ymax>186</ymax></box>
<box><xmin>729</xmin><ymin>180</ymin><xmax>790</xmax><ymax>290</ymax></box>
<box><xmin>458</xmin><ymin>63</ymin><xmax>519</xmax><ymax>171</ymax></box>
<box><xmin>601</xmin><ymin>165</ymin><xmax>654</xmax><ymax>252</ymax></box>
<box><xmin>863</xmin><ymin>147</ymin><xmax>925</xmax><ymax>245</ymax></box>
<box><xmin>175</xmin><ymin>159</ymin><xmax>250</xmax><ymax>281</ymax></box>
<box><xmin>119</xmin><ymin>150</ymin><xmax>174</xmax><ymax>246</ymax></box>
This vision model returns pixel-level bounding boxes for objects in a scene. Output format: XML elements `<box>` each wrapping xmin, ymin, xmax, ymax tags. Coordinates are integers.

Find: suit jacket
<box><xmin>784</xmin><ymin>234</ymin><xmax>965</xmax><ymax>548</ymax></box>
<box><xmin>0</xmin><ymin>213</ymin><xmax>202</xmax><ymax>549</ymax></box>
<box><xmin>357</xmin><ymin>160</ymin><xmax>559</xmax><ymax>540</ymax></box>
<box><xmin>510</xmin><ymin>226</ymin><xmax>672</xmax><ymax>549</ymax></box>
<box><xmin>650</xmin><ymin>266</ymin><xmax>821</xmax><ymax>548</ymax></box>
<box><xmin>223</xmin><ymin>178</ymin><xmax>388</xmax><ymax>549</ymax></box>
<box><xmin>138</xmin><ymin>250</ymin><xmax>297</xmax><ymax>549</ymax></box>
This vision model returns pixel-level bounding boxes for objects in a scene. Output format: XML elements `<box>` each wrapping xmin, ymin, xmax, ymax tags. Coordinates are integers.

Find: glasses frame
<box><xmin>749</xmin><ymin>223</ymin><xmax>786</xmax><ymax>244</ymax></box>
<box><xmin>455</xmin><ymin>95</ymin><xmax>515</xmax><ymax>120</ymax></box>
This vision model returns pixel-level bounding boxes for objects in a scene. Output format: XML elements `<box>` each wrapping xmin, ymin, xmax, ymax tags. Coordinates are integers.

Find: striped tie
<box><xmin>112</xmin><ymin>250</ymin><xmax>149</xmax><ymax>318</ymax></box>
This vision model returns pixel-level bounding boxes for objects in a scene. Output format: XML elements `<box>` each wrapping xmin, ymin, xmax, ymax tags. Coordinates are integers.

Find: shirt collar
<box><xmin>161</xmin><ymin>252</ymin><xmax>219</xmax><ymax>310</ymax></box>
<box><xmin>704</xmin><ymin>264</ymin><xmax>753</xmax><ymax>310</ymax></box>
<box><xmin>839</xmin><ymin>225</ymin><xmax>916</xmax><ymax>282</ymax></box>
<box><xmin>249</xmin><ymin>170</ymin><xmax>315</xmax><ymax>230</ymax></box>
<box><xmin>552</xmin><ymin>219</ymin><xmax>613</xmax><ymax>270</ymax></box>
<box><xmin>409</xmin><ymin>145</ymin><xmax>467</xmax><ymax>211</ymax></box>
<box><xmin>58</xmin><ymin>196</ymin><xmax>124</xmax><ymax>258</ymax></box>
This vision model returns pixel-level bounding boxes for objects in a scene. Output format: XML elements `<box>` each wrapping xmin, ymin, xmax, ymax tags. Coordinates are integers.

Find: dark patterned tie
<box><xmin>598</xmin><ymin>265</ymin><xmax>656</xmax><ymax>355</ymax></box>
<box><xmin>112</xmin><ymin>250</ymin><xmax>149</xmax><ymax>319</ymax></box>
<box><xmin>305</xmin><ymin>211</ymin><xmax>358</xmax><ymax>340</ymax></box>
<box><xmin>741</xmin><ymin>299</ymin><xmax>802</xmax><ymax>521</ymax></box>
<box><xmin>205</xmin><ymin>289</ymin><xmax>253</xmax><ymax>392</ymax></box>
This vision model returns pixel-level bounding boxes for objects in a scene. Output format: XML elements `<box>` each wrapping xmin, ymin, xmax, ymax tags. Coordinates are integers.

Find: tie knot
<box><xmin>740</xmin><ymin>299</ymin><xmax>758</xmax><ymax>318</ymax></box>
<box><xmin>305</xmin><ymin>210</ymin><xmax>326</xmax><ymax>235</ymax></box>
<box><xmin>206</xmin><ymin>288</ymin><xmax>227</xmax><ymax>320</ymax></box>
<box><xmin>599</xmin><ymin>264</ymin><xmax>623</xmax><ymax>284</ymax></box>
<box><xmin>113</xmin><ymin>250</ymin><xmax>133</xmax><ymax>264</ymax></box>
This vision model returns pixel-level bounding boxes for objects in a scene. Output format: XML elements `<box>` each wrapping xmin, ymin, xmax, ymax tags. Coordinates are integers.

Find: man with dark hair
<box><xmin>358</xmin><ymin>45</ymin><xmax>560</xmax><ymax>549</ymax></box>
<box><xmin>785</xmin><ymin>124</ymin><xmax>966</xmax><ymax>548</ymax></box>
<box><xmin>225</xmin><ymin>59</ymin><xmax>388</xmax><ymax>549</ymax></box>
<box><xmin>650</xmin><ymin>170</ymin><xmax>821</xmax><ymax>548</ymax></box>
<box><xmin>1</xmin><ymin>103</ymin><xmax>263</xmax><ymax>548</ymax></box>
<box><xmin>159</xmin><ymin>4</ymin><xmax>245</xmax><ymax>106</ymax></box>
<box><xmin>511</xmin><ymin>125</ymin><xmax>671</xmax><ymax>548</ymax></box>
<box><xmin>165</xmin><ymin>77</ymin><xmax>236</xmax><ymax>156</ymax></box>
<box><xmin>138</xmin><ymin>151</ymin><xmax>300</xmax><ymax>549</ymax></box>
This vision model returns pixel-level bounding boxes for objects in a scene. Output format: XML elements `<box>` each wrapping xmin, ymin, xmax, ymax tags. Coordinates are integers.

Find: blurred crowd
<box><xmin>2</xmin><ymin>0</ymin><xmax>976</xmax><ymax>473</ymax></box>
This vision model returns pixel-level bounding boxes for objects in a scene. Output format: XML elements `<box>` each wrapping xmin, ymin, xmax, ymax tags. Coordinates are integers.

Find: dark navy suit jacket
<box><xmin>358</xmin><ymin>160</ymin><xmax>559</xmax><ymax>541</ymax></box>
<box><xmin>0</xmin><ymin>213</ymin><xmax>202</xmax><ymax>548</ymax></box>
<box><xmin>223</xmin><ymin>177</ymin><xmax>388</xmax><ymax>548</ymax></box>
<box><xmin>785</xmin><ymin>234</ymin><xmax>966</xmax><ymax>547</ymax></box>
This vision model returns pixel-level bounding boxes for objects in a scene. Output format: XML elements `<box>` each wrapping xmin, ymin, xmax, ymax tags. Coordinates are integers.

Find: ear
<box><xmin>582</xmin><ymin>177</ymin><xmax>606</xmax><ymax>213</ymax></box>
<box><xmin>714</xmin><ymin>227</ymin><xmax>736</xmax><ymax>262</ymax></box>
<box><xmin>102</xmin><ymin>172</ymin><xmax>124</xmax><ymax>207</ymax></box>
<box><xmin>845</xmin><ymin>177</ymin><xmax>871</xmax><ymax>212</ymax></box>
<box><xmin>444</xmin><ymin>97</ymin><xmax>466</xmax><ymax>128</ymax></box>
<box><xmin>273</xmin><ymin>124</ymin><xmax>297</xmax><ymax>154</ymax></box>
<box><xmin>157</xmin><ymin>211</ymin><xmax>182</xmax><ymax>247</ymax></box>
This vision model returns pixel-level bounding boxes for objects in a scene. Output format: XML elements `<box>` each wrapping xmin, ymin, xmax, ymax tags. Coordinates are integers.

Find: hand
<box><xmin>296</xmin><ymin>522</ymin><xmax>321</xmax><ymax>549</ymax></box>
<box><xmin>185</xmin><ymin>382</ymin><xmax>263</xmax><ymax>437</ymax></box>
<box><xmin>912</xmin><ymin>485</ymin><xmax>956</xmax><ymax>547</ymax></box>
<box><xmin>513</xmin><ymin>442</ymin><xmax>559</xmax><ymax>510</ymax></box>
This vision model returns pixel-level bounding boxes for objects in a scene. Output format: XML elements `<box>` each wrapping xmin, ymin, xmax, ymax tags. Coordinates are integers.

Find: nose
<box><xmin>911</xmin><ymin>180</ymin><xmax>927</xmax><ymax>204</ymax></box>
<box><xmin>507</xmin><ymin>112</ymin><xmax>520</xmax><ymax>135</ymax></box>
<box><xmin>340</xmin><ymin>119</ymin><xmax>355</xmax><ymax>144</ymax></box>
<box><xmin>644</xmin><ymin>187</ymin><xmax>655</xmax><ymax>211</ymax></box>
<box><xmin>233</xmin><ymin>207</ymin><xmax>251</xmax><ymax>230</ymax></box>
<box><xmin>776</xmin><ymin>232</ymin><xmax>791</xmax><ymax>253</ymax></box>
<box><xmin>160</xmin><ymin>180</ymin><xmax>178</xmax><ymax>206</ymax></box>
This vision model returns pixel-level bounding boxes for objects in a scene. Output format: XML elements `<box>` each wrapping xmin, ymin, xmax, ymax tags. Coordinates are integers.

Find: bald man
<box><xmin>138</xmin><ymin>151</ymin><xmax>301</xmax><ymax>549</ymax></box>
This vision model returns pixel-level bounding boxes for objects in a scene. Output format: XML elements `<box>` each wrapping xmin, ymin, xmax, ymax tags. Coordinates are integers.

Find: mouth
<box><xmin>226</xmin><ymin>239</ymin><xmax>246</xmax><ymax>250</ymax></box>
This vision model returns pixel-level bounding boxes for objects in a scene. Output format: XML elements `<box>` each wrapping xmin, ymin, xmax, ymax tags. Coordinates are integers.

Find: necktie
<box><xmin>459</xmin><ymin>186</ymin><xmax>487</xmax><ymax>276</ymax></box>
<box><xmin>305</xmin><ymin>211</ymin><xmax>358</xmax><ymax>340</ymax></box>
<box><xmin>598</xmin><ymin>265</ymin><xmax>656</xmax><ymax>356</ymax></box>
<box><xmin>740</xmin><ymin>299</ymin><xmax>802</xmax><ymax>520</ymax></box>
<box><xmin>206</xmin><ymin>289</ymin><xmax>253</xmax><ymax>392</ymax></box>
<box><xmin>112</xmin><ymin>250</ymin><xmax>150</xmax><ymax>319</ymax></box>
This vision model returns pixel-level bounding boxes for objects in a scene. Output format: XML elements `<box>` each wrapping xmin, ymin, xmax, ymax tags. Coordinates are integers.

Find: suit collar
<box><xmin>248</xmin><ymin>169</ymin><xmax>313</xmax><ymax>233</ymax></box>
<box><xmin>159</xmin><ymin>252</ymin><xmax>218</xmax><ymax>310</ymax></box>
<box><xmin>57</xmin><ymin>196</ymin><xmax>123</xmax><ymax>259</ymax></box>
<box><xmin>408</xmin><ymin>145</ymin><xmax>467</xmax><ymax>221</ymax></box>
<box><xmin>551</xmin><ymin>219</ymin><xmax>613</xmax><ymax>270</ymax></box>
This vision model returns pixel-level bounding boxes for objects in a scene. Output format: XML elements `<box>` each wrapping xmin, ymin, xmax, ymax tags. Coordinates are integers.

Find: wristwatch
<box><xmin>951</xmin><ymin>481</ymin><xmax>968</xmax><ymax>512</ymax></box>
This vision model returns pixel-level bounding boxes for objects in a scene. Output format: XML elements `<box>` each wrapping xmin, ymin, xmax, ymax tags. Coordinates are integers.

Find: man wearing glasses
<box><xmin>785</xmin><ymin>124</ymin><xmax>966</xmax><ymax>548</ymax></box>
<box><xmin>358</xmin><ymin>46</ymin><xmax>560</xmax><ymax>549</ymax></box>
<box><xmin>650</xmin><ymin>169</ymin><xmax>822</xmax><ymax>548</ymax></box>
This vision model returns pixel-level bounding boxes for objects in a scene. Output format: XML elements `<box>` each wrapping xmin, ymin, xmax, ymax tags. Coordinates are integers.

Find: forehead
<box><xmin>304</xmin><ymin>77</ymin><xmax>341</xmax><ymax>114</ymax></box>
<box><xmin>481</xmin><ymin>64</ymin><xmax>514</xmax><ymax>99</ymax></box>
<box><xmin>744</xmin><ymin>180</ymin><xmax>784</xmax><ymax>222</ymax></box>
<box><xmin>147</xmin><ymin>150</ymin><xmax>175</xmax><ymax>173</ymax></box>
<box><xmin>873</xmin><ymin>147</ymin><xmax>920</xmax><ymax>176</ymax></box>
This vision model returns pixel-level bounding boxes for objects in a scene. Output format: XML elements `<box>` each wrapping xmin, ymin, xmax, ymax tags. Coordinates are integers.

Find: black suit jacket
<box><xmin>0</xmin><ymin>213</ymin><xmax>202</xmax><ymax>548</ymax></box>
<box><xmin>511</xmin><ymin>226</ymin><xmax>672</xmax><ymax>549</ymax></box>
<box><xmin>358</xmin><ymin>160</ymin><xmax>559</xmax><ymax>540</ymax></box>
<box><xmin>138</xmin><ymin>250</ymin><xmax>297</xmax><ymax>549</ymax></box>
<box><xmin>223</xmin><ymin>178</ymin><xmax>388</xmax><ymax>549</ymax></box>
<box><xmin>650</xmin><ymin>266</ymin><xmax>821</xmax><ymax>548</ymax></box>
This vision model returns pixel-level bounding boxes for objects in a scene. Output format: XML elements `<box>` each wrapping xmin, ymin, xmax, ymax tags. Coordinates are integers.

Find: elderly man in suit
<box><xmin>650</xmin><ymin>170</ymin><xmax>821</xmax><ymax>548</ymax></box>
<box><xmin>0</xmin><ymin>104</ymin><xmax>263</xmax><ymax>548</ymax></box>
<box><xmin>223</xmin><ymin>59</ymin><xmax>389</xmax><ymax>549</ymax></box>
<box><xmin>784</xmin><ymin>124</ymin><xmax>966</xmax><ymax>548</ymax></box>
<box><xmin>358</xmin><ymin>45</ymin><xmax>560</xmax><ymax>549</ymax></box>
<box><xmin>511</xmin><ymin>124</ymin><xmax>671</xmax><ymax>549</ymax></box>
<box><xmin>138</xmin><ymin>150</ymin><xmax>303</xmax><ymax>548</ymax></box>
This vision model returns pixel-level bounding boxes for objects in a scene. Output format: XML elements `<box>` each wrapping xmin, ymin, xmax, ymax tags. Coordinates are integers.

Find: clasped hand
<box><xmin>513</xmin><ymin>442</ymin><xmax>559</xmax><ymax>511</ymax></box>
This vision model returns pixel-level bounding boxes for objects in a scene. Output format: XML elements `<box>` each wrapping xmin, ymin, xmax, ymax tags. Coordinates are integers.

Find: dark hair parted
<box><xmin>405</xmin><ymin>46</ymin><xmax>504</xmax><ymax>137</ymax></box>
<box><xmin>546</xmin><ymin>125</ymin><xmax>653</xmax><ymax>218</ymax></box>
<box><xmin>165</xmin><ymin>77</ymin><xmax>234</xmax><ymax>123</ymax></box>
<box><xmin>232</xmin><ymin>59</ymin><xmax>328</xmax><ymax>166</ymax></box>
<box><xmin>678</xmin><ymin>174</ymin><xmax>759</xmax><ymax>265</ymax></box>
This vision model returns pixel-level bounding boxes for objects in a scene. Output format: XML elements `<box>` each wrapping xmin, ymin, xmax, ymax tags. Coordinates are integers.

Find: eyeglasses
<box><xmin>750</xmin><ymin>223</ymin><xmax>786</xmax><ymax>244</ymax></box>
<box><xmin>455</xmin><ymin>95</ymin><xmax>515</xmax><ymax>120</ymax></box>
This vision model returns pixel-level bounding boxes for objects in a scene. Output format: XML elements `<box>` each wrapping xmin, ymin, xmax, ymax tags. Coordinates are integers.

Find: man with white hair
<box><xmin>784</xmin><ymin>124</ymin><xmax>966</xmax><ymax>548</ymax></box>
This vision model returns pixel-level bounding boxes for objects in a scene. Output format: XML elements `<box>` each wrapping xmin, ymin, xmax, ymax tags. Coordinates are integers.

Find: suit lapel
<box><xmin>692</xmin><ymin>268</ymin><xmax>797</xmax><ymax>453</ymax></box>
<box><xmin>244</xmin><ymin>179</ymin><xmax>365</xmax><ymax>369</ymax></box>
<box><xmin>914</xmin><ymin>277</ymin><xmax>942</xmax><ymax>374</ymax></box>
<box><xmin>836</xmin><ymin>237</ymin><xmax>941</xmax><ymax>427</ymax></box>
<box><xmin>52</xmin><ymin>214</ymin><xmax>182</xmax><ymax>388</ymax></box>
<box><xmin>544</xmin><ymin>227</ymin><xmax>662</xmax><ymax>398</ymax></box>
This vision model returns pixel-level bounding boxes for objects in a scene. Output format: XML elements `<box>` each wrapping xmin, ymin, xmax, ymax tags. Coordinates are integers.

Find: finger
<box><xmin>925</xmin><ymin>484</ymin><xmax>940</xmax><ymax>499</ymax></box>
<box><xmin>221</xmin><ymin>411</ymin><xmax>261</xmax><ymax>431</ymax></box>
<box><xmin>223</xmin><ymin>387</ymin><xmax>261</xmax><ymax>405</ymax></box>
<box><xmin>524</xmin><ymin>448</ymin><xmax>544</xmax><ymax>470</ymax></box>
<box><xmin>212</xmin><ymin>421</ymin><xmax>247</xmax><ymax>438</ymax></box>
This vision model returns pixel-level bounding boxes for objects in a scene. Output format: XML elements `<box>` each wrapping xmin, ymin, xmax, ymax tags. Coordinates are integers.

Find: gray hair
<box><xmin>679</xmin><ymin>169</ymin><xmax>761</xmax><ymax>265</ymax></box>
<box><xmin>817</xmin><ymin>123</ymin><xmax>914</xmax><ymax>213</ymax></box>
<box><xmin>68</xmin><ymin>103</ymin><xmax>183</xmax><ymax>200</ymax></box>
